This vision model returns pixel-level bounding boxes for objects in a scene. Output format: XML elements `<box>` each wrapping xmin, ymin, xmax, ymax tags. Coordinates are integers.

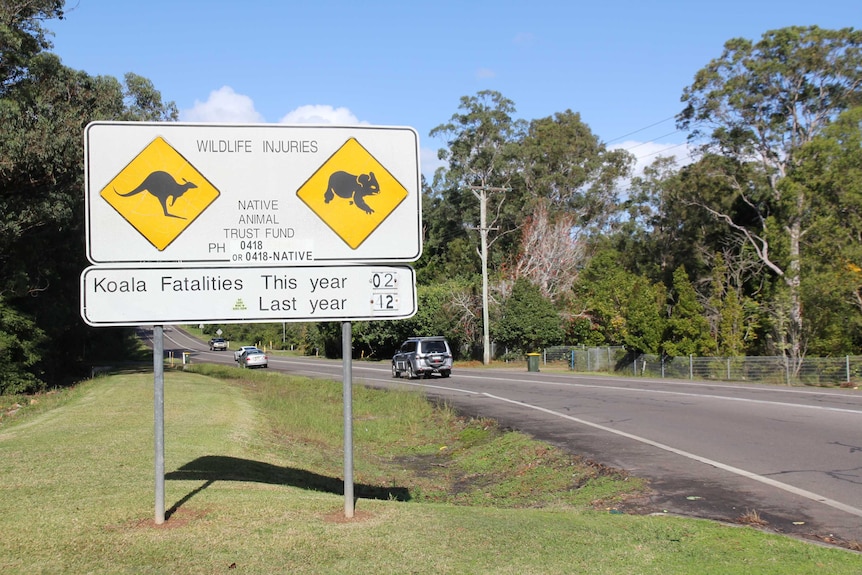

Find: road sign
<box><xmin>296</xmin><ymin>137</ymin><xmax>409</xmax><ymax>249</ymax></box>
<box><xmin>80</xmin><ymin>265</ymin><xmax>417</xmax><ymax>326</ymax></box>
<box><xmin>85</xmin><ymin>122</ymin><xmax>422</xmax><ymax>266</ymax></box>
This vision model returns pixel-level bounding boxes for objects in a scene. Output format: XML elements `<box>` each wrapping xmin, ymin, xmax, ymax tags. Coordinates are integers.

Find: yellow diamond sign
<box><xmin>296</xmin><ymin>137</ymin><xmax>408</xmax><ymax>249</ymax></box>
<box><xmin>99</xmin><ymin>136</ymin><xmax>220</xmax><ymax>251</ymax></box>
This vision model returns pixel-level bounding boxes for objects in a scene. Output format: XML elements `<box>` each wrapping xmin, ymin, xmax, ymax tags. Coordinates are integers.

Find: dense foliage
<box><xmin>1</xmin><ymin>7</ymin><xmax>860</xmax><ymax>392</ymax></box>
<box><xmin>0</xmin><ymin>1</ymin><xmax>177</xmax><ymax>393</ymax></box>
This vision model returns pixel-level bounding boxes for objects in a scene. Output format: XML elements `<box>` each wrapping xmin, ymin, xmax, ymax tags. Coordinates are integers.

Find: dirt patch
<box><xmin>107</xmin><ymin>507</ymin><xmax>212</xmax><ymax>531</ymax></box>
<box><xmin>321</xmin><ymin>509</ymin><xmax>375</xmax><ymax>524</ymax></box>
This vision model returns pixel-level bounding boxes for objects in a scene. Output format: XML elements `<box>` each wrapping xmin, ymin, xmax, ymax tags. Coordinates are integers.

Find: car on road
<box><xmin>238</xmin><ymin>348</ymin><xmax>268</xmax><ymax>369</ymax></box>
<box><xmin>392</xmin><ymin>336</ymin><xmax>453</xmax><ymax>379</ymax></box>
<box><xmin>234</xmin><ymin>345</ymin><xmax>259</xmax><ymax>362</ymax></box>
<box><xmin>209</xmin><ymin>338</ymin><xmax>228</xmax><ymax>351</ymax></box>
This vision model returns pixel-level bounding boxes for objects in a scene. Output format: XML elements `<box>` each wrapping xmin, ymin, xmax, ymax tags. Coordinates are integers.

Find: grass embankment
<box><xmin>1</xmin><ymin>366</ymin><xmax>860</xmax><ymax>574</ymax></box>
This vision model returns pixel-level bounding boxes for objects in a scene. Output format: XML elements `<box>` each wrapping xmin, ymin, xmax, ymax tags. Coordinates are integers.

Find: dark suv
<box><xmin>392</xmin><ymin>337</ymin><xmax>453</xmax><ymax>379</ymax></box>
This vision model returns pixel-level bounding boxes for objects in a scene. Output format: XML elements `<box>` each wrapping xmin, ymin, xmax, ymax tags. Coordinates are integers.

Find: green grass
<box><xmin>1</xmin><ymin>367</ymin><xmax>860</xmax><ymax>574</ymax></box>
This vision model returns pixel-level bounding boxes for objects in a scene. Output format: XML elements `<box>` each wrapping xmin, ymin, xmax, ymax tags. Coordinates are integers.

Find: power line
<box><xmin>622</xmin><ymin>129</ymin><xmax>684</xmax><ymax>151</ymax></box>
<box><xmin>634</xmin><ymin>141</ymin><xmax>691</xmax><ymax>163</ymax></box>
<box><xmin>606</xmin><ymin>115</ymin><xmax>678</xmax><ymax>144</ymax></box>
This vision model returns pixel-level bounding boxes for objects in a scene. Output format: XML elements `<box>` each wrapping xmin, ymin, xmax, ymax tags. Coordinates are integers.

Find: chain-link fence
<box><xmin>540</xmin><ymin>346</ymin><xmax>861</xmax><ymax>386</ymax></box>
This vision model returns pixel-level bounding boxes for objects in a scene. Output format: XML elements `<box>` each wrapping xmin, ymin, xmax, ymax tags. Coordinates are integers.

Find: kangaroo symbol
<box><xmin>115</xmin><ymin>171</ymin><xmax>197</xmax><ymax>219</ymax></box>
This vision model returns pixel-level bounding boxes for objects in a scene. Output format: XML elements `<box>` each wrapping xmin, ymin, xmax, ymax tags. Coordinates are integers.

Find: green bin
<box><xmin>526</xmin><ymin>353</ymin><xmax>540</xmax><ymax>372</ymax></box>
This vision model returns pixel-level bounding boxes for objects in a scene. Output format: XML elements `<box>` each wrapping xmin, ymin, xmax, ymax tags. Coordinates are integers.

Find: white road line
<box><xmin>482</xmin><ymin>392</ymin><xmax>862</xmax><ymax>519</ymax></box>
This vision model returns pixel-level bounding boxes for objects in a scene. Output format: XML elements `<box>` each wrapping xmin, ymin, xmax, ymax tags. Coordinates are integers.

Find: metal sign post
<box><xmin>342</xmin><ymin>321</ymin><xmax>354</xmax><ymax>518</ymax></box>
<box><xmin>153</xmin><ymin>325</ymin><xmax>165</xmax><ymax>525</ymax></box>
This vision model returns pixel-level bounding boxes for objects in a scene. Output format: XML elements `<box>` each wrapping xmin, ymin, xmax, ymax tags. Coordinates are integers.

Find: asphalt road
<box><xmin>153</xmin><ymin>328</ymin><xmax>862</xmax><ymax>547</ymax></box>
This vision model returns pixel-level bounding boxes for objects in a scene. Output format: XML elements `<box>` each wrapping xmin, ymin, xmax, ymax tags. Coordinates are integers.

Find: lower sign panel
<box><xmin>81</xmin><ymin>265</ymin><xmax>416</xmax><ymax>326</ymax></box>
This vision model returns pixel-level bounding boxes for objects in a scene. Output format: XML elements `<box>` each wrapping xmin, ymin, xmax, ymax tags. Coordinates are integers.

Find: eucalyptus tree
<box><xmin>430</xmin><ymin>90</ymin><xmax>526</xmax><ymax>363</ymax></box>
<box><xmin>514</xmin><ymin>110</ymin><xmax>634</xmax><ymax>304</ymax></box>
<box><xmin>677</xmin><ymin>25</ymin><xmax>862</xmax><ymax>367</ymax></box>
<box><xmin>519</xmin><ymin>109</ymin><xmax>634</xmax><ymax>231</ymax></box>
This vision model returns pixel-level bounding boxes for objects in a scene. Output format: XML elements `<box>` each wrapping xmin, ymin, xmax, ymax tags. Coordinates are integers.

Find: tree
<box><xmin>494</xmin><ymin>278</ymin><xmax>563</xmax><ymax>353</ymax></box>
<box><xmin>704</xmin><ymin>252</ymin><xmax>759</xmax><ymax>357</ymax></box>
<box><xmin>0</xmin><ymin>295</ymin><xmax>46</xmax><ymax>394</ymax></box>
<box><xmin>519</xmin><ymin>109</ymin><xmax>634</xmax><ymax>232</ymax></box>
<box><xmin>677</xmin><ymin>25</ymin><xmax>862</xmax><ymax>368</ymax></box>
<box><xmin>513</xmin><ymin>202</ymin><xmax>585</xmax><ymax>302</ymax></box>
<box><xmin>430</xmin><ymin>90</ymin><xmax>525</xmax><ymax>363</ymax></box>
<box><xmin>621</xmin><ymin>277</ymin><xmax>667</xmax><ymax>355</ymax></box>
<box><xmin>793</xmin><ymin>106</ymin><xmax>862</xmax><ymax>353</ymax></box>
<box><xmin>0</xmin><ymin>6</ymin><xmax>177</xmax><ymax>392</ymax></box>
<box><xmin>0</xmin><ymin>0</ymin><xmax>64</xmax><ymax>90</ymax></box>
<box><xmin>571</xmin><ymin>249</ymin><xmax>666</xmax><ymax>354</ymax></box>
<box><xmin>663</xmin><ymin>266</ymin><xmax>716</xmax><ymax>357</ymax></box>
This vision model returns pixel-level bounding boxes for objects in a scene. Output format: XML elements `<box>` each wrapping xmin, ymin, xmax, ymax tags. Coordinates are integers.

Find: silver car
<box><xmin>238</xmin><ymin>349</ymin><xmax>268</xmax><ymax>369</ymax></box>
<box><xmin>234</xmin><ymin>345</ymin><xmax>259</xmax><ymax>362</ymax></box>
<box><xmin>392</xmin><ymin>337</ymin><xmax>453</xmax><ymax>379</ymax></box>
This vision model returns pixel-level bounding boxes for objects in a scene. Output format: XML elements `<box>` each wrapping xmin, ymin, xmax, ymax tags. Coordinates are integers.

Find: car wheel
<box><xmin>392</xmin><ymin>363</ymin><xmax>400</xmax><ymax>378</ymax></box>
<box><xmin>407</xmin><ymin>364</ymin><xmax>417</xmax><ymax>379</ymax></box>
<box><xmin>441</xmin><ymin>370</ymin><xmax>451</xmax><ymax>378</ymax></box>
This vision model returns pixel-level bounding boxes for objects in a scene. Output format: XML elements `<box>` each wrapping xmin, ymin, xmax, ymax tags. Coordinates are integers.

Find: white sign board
<box><xmin>84</xmin><ymin>122</ymin><xmax>422</xmax><ymax>266</ymax></box>
<box><xmin>80</xmin><ymin>265</ymin><xmax>416</xmax><ymax>326</ymax></box>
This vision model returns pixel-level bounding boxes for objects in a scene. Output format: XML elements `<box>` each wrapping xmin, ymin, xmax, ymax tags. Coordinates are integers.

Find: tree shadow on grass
<box><xmin>164</xmin><ymin>455</ymin><xmax>411</xmax><ymax>518</ymax></box>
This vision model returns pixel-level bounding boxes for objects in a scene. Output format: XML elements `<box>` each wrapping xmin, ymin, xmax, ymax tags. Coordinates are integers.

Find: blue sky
<box><xmin>52</xmin><ymin>0</ymin><xmax>858</xmax><ymax>178</ymax></box>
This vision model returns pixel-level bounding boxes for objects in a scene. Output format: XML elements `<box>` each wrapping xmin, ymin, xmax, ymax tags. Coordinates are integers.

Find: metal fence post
<box><xmin>689</xmin><ymin>355</ymin><xmax>694</xmax><ymax>380</ymax></box>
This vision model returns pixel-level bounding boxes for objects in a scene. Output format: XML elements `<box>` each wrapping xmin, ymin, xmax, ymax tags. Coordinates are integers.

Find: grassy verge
<box><xmin>1</xmin><ymin>367</ymin><xmax>860</xmax><ymax>574</ymax></box>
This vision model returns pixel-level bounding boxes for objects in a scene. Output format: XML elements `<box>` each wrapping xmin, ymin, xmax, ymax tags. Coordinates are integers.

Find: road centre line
<box><xmin>452</xmin><ymin>372</ymin><xmax>862</xmax><ymax>415</ymax></box>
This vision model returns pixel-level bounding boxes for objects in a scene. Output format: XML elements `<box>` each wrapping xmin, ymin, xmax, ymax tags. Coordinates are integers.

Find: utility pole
<box><xmin>469</xmin><ymin>184</ymin><xmax>508</xmax><ymax>365</ymax></box>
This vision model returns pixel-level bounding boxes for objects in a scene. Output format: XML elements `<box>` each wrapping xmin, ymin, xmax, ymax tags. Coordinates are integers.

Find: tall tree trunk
<box><xmin>786</xmin><ymin>218</ymin><xmax>803</xmax><ymax>373</ymax></box>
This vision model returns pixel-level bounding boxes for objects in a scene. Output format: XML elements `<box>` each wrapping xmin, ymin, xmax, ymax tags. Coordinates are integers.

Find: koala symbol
<box><xmin>323</xmin><ymin>171</ymin><xmax>380</xmax><ymax>214</ymax></box>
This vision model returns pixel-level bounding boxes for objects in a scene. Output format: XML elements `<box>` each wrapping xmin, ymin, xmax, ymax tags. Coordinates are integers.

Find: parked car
<box><xmin>234</xmin><ymin>345</ymin><xmax>259</xmax><ymax>362</ymax></box>
<box><xmin>238</xmin><ymin>348</ymin><xmax>268</xmax><ymax>369</ymax></box>
<box><xmin>392</xmin><ymin>336</ymin><xmax>453</xmax><ymax>379</ymax></box>
<box><xmin>208</xmin><ymin>338</ymin><xmax>227</xmax><ymax>351</ymax></box>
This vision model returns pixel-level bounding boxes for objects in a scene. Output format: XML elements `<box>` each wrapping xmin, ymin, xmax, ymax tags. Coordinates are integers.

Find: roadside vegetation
<box><xmin>1</xmin><ymin>367</ymin><xmax>860</xmax><ymax>574</ymax></box>
<box><xmin>3</xmin><ymin>5</ymin><xmax>862</xmax><ymax>395</ymax></box>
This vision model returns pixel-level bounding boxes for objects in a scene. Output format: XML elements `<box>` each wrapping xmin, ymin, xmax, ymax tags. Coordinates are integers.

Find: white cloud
<box><xmin>278</xmin><ymin>104</ymin><xmax>363</xmax><ymax>125</ymax></box>
<box><xmin>476</xmin><ymin>67</ymin><xmax>496</xmax><ymax>79</ymax></box>
<box><xmin>180</xmin><ymin>86</ymin><xmax>264</xmax><ymax>123</ymax></box>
